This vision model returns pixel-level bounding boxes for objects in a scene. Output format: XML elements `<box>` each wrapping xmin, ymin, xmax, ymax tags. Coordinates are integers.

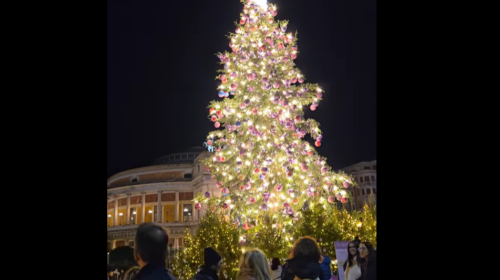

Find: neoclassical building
<box><xmin>340</xmin><ymin>160</ymin><xmax>377</xmax><ymax>211</ymax></box>
<box><xmin>107</xmin><ymin>147</ymin><xmax>220</xmax><ymax>252</ymax></box>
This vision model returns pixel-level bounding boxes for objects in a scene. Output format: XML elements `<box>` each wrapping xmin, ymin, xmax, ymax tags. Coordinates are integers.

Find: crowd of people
<box><xmin>108</xmin><ymin>222</ymin><xmax>376</xmax><ymax>280</ymax></box>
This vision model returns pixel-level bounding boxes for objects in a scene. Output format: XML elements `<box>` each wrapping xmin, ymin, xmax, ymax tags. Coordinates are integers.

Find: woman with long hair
<box><xmin>358</xmin><ymin>241</ymin><xmax>376</xmax><ymax>280</ymax></box>
<box><xmin>344</xmin><ymin>238</ymin><xmax>362</xmax><ymax>280</ymax></box>
<box><xmin>281</xmin><ymin>236</ymin><xmax>324</xmax><ymax>280</ymax></box>
<box><xmin>270</xmin><ymin>258</ymin><xmax>282</xmax><ymax>280</ymax></box>
<box><xmin>236</xmin><ymin>248</ymin><xmax>273</xmax><ymax>280</ymax></box>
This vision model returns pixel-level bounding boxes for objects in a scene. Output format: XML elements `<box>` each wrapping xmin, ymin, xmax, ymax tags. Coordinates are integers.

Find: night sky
<box><xmin>107</xmin><ymin>0</ymin><xmax>376</xmax><ymax>179</ymax></box>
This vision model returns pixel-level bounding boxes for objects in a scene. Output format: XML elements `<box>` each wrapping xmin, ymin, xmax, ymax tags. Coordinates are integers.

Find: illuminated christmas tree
<box><xmin>172</xmin><ymin>211</ymin><xmax>242</xmax><ymax>280</ymax></box>
<box><xmin>197</xmin><ymin>0</ymin><xmax>355</xmax><ymax>245</ymax></box>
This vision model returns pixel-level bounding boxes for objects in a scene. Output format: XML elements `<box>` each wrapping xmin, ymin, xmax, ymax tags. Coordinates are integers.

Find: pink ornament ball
<box><xmin>195</xmin><ymin>203</ymin><xmax>202</xmax><ymax>210</ymax></box>
<box><xmin>310</xmin><ymin>105</ymin><xmax>317</xmax><ymax>111</ymax></box>
<box><xmin>340</xmin><ymin>197</ymin><xmax>348</xmax><ymax>204</ymax></box>
<box><xmin>328</xmin><ymin>196</ymin><xmax>335</xmax><ymax>204</ymax></box>
<box><xmin>214</xmin><ymin>122</ymin><xmax>220</xmax><ymax>128</ymax></box>
<box><xmin>343</xmin><ymin>181</ymin><xmax>350</xmax><ymax>188</ymax></box>
<box><xmin>298</xmin><ymin>78</ymin><xmax>304</xmax><ymax>83</ymax></box>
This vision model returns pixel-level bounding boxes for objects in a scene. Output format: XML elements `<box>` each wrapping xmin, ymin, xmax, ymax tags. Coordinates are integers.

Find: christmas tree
<box><xmin>197</xmin><ymin>0</ymin><xmax>355</xmax><ymax>244</ymax></box>
<box><xmin>172</xmin><ymin>211</ymin><xmax>242</xmax><ymax>280</ymax></box>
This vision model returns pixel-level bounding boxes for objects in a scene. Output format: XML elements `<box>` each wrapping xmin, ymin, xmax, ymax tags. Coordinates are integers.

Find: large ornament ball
<box><xmin>235</xmin><ymin>121</ymin><xmax>242</xmax><ymax>127</ymax></box>
<box><xmin>244</xmin><ymin>99</ymin><xmax>251</xmax><ymax>105</ymax></box>
<box><xmin>195</xmin><ymin>203</ymin><xmax>201</xmax><ymax>210</ymax></box>
<box><xmin>340</xmin><ymin>197</ymin><xmax>348</xmax><ymax>204</ymax></box>
<box><xmin>223</xmin><ymin>187</ymin><xmax>230</xmax><ymax>194</ymax></box>
<box><xmin>260</xmin><ymin>203</ymin><xmax>268</xmax><ymax>210</ymax></box>
<box><xmin>315</xmin><ymin>141</ymin><xmax>321</xmax><ymax>147</ymax></box>
<box><xmin>343</xmin><ymin>181</ymin><xmax>350</xmax><ymax>188</ymax></box>
<box><xmin>222</xmin><ymin>203</ymin><xmax>229</xmax><ymax>210</ymax></box>
<box><xmin>249</xmin><ymin>197</ymin><xmax>256</xmax><ymax>204</ymax></box>
<box><xmin>321</xmin><ymin>166</ymin><xmax>328</xmax><ymax>173</ymax></box>
<box><xmin>231</xmin><ymin>83</ymin><xmax>237</xmax><ymax>90</ymax></box>
<box><xmin>214</xmin><ymin>122</ymin><xmax>220</xmax><ymax>128</ymax></box>
<box><xmin>275</xmin><ymin>184</ymin><xmax>283</xmax><ymax>191</ymax></box>
<box><xmin>328</xmin><ymin>196</ymin><xmax>335</xmax><ymax>204</ymax></box>
<box><xmin>211</xmin><ymin>116</ymin><xmax>217</xmax><ymax>122</ymax></box>
<box><xmin>254</xmin><ymin>168</ymin><xmax>260</xmax><ymax>174</ymax></box>
<box><xmin>218</xmin><ymin>91</ymin><xmax>225</xmax><ymax>98</ymax></box>
<box><xmin>283</xmin><ymin>202</ymin><xmax>290</xmax><ymax>208</ymax></box>
<box><xmin>310</xmin><ymin>105</ymin><xmax>317</xmax><ymax>111</ymax></box>
<box><xmin>298</xmin><ymin>78</ymin><xmax>304</xmax><ymax>83</ymax></box>
<box><xmin>204</xmin><ymin>191</ymin><xmax>211</xmax><ymax>198</ymax></box>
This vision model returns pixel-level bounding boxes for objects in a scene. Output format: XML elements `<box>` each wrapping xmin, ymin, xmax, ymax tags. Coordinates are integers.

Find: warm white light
<box><xmin>108</xmin><ymin>214</ymin><xmax>111</xmax><ymax>217</ymax></box>
<box><xmin>148</xmin><ymin>210</ymin><xmax>153</xmax><ymax>213</ymax></box>
<box><xmin>118</xmin><ymin>213</ymin><xmax>123</xmax><ymax>216</ymax></box>
<box><xmin>184</xmin><ymin>208</ymin><xmax>188</xmax><ymax>212</ymax></box>
<box><xmin>132</xmin><ymin>211</ymin><xmax>136</xmax><ymax>215</ymax></box>
<box><xmin>254</xmin><ymin>0</ymin><xmax>267</xmax><ymax>8</ymax></box>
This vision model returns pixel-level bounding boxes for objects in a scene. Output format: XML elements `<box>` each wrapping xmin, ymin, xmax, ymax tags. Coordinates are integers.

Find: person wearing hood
<box><xmin>319</xmin><ymin>255</ymin><xmax>331</xmax><ymax>280</ymax></box>
<box><xmin>191</xmin><ymin>247</ymin><xmax>222</xmax><ymax>280</ymax></box>
<box><xmin>280</xmin><ymin>236</ymin><xmax>324</xmax><ymax>280</ymax></box>
<box><xmin>358</xmin><ymin>241</ymin><xmax>376</xmax><ymax>280</ymax></box>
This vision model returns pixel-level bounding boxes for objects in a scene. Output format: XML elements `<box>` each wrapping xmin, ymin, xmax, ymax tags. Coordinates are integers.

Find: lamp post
<box><xmin>118</xmin><ymin>213</ymin><xmax>123</xmax><ymax>225</ymax></box>
<box><xmin>184</xmin><ymin>208</ymin><xmax>188</xmax><ymax>222</ymax></box>
<box><xmin>132</xmin><ymin>211</ymin><xmax>136</xmax><ymax>225</ymax></box>
<box><xmin>148</xmin><ymin>209</ymin><xmax>153</xmax><ymax>223</ymax></box>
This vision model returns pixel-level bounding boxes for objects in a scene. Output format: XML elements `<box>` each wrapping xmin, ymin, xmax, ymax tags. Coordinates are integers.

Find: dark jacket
<box><xmin>281</xmin><ymin>256</ymin><xmax>324</xmax><ymax>280</ymax></box>
<box><xmin>361</xmin><ymin>251</ymin><xmax>376</xmax><ymax>280</ymax></box>
<box><xmin>133</xmin><ymin>263</ymin><xmax>177</xmax><ymax>280</ymax></box>
<box><xmin>320</xmin><ymin>256</ymin><xmax>331</xmax><ymax>280</ymax></box>
<box><xmin>191</xmin><ymin>265</ymin><xmax>220</xmax><ymax>280</ymax></box>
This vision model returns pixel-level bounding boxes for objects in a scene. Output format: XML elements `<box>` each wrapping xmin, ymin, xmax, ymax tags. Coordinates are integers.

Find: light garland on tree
<box><xmin>196</xmin><ymin>0</ymin><xmax>356</xmax><ymax>244</ymax></box>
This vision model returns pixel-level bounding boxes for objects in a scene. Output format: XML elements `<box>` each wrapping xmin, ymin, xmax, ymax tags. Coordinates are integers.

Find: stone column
<box><xmin>126</xmin><ymin>194</ymin><xmax>131</xmax><ymax>225</ymax></box>
<box><xmin>114</xmin><ymin>196</ymin><xmax>118</xmax><ymax>226</ymax></box>
<box><xmin>175</xmin><ymin>192</ymin><xmax>179</xmax><ymax>222</ymax></box>
<box><xmin>157</xmin><ymin>191</ymin><xmax>163</xmax><ymax>223</ymax></box>
<box><xmin>141</xmin><ymin>192</ymin><xmax>146</xmax><ymax>223</ymax></box>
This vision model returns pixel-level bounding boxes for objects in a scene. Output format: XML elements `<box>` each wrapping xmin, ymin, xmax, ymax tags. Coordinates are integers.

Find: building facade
<box><xmin>340</xmin><ymin>160</ymin><xmax>377</xmax><ymax>211</ymax></box>
<box><xmin>107</xmin><ymin>147</ymin><xmax>220</xmax><ymax>252</ymax></box>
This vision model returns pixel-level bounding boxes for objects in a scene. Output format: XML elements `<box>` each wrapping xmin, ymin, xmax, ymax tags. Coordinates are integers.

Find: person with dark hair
<box><xmin>343</xmin><ymin>237</ymin><xmax>362</xmax><ymax>280</ymax></box>
<box><xmin>270</xmin><ymin>258</ymin><xmax>282</xmax><ymax>280</ymax></box>
<box><xmin>280</xmin><ymin>236</ymin><xmax>324</xmax><ymax>280</ymax></box>
<box><xmin>358</xmin><ymin>241</ymin><xmax>376</xmax><ymax>280</ymax></box>
<box><xmin>132</xmin><ymin>223</ymin><xmax>177</xmax><ymax>280</ymax></box>
<box><xmin>191</xmin><ymin>247</ymin><xmax>222</xmax><ymax>280</ymax></box>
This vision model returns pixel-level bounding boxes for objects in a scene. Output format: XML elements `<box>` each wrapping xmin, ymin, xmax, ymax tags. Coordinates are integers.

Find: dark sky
<box><xmin>107</xmin><ymin>0</ymin><xmax>376</xmax><ymax>178</ymax></box>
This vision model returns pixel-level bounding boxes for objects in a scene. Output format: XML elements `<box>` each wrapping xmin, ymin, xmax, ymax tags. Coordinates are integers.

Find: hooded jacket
<box><xmin>320</xmin><ymin>256</ymin><xmax>331</xmax><ymax>280</ymax></box>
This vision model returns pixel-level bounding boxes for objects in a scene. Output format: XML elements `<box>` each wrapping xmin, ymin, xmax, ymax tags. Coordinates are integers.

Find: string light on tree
<box><xmin>198</xmin><ymin>0</ymin><xmax>356</xmax><ymax>250</ymax></box>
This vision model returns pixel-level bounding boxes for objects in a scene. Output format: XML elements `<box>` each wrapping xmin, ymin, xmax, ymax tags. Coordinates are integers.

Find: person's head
<box><xmin>271</xmin><ymin>258</ymin><xmax>281</xmax><ymax>271</ymax></box>
<box><xmin>347</xmin><ymin>237</ymin><xmax>361</xmax><ymax>266</ymax></box>
<box><xmin>134</xmin><ymin>223</ymin><xmax>168</xmax><ymax>269</ymax></box>
<box><xmin>204</xmin><ymin>247</ymin><xmax>222</xmax><ymax>271</ymax></box>
<box><xmin>288</xmin><ymin>236</ymin><xmax>323</xmax><ymax>263</ymax></box>
<box><xmin>358</xmin><ymin>241</ymin><xmax>374</xmax><ymax>259</ymax></box>
<box><xmin>238</xmin><ymin>249</ymin><xmax>272</xmax><ymax>280</ymax></box>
